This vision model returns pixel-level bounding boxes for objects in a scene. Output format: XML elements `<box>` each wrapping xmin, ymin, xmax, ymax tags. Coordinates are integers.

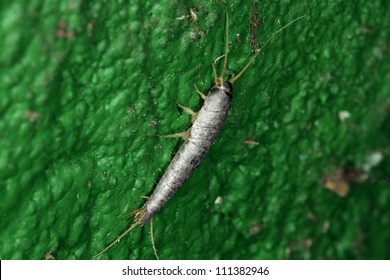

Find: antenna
<box><xmin>229</xmin><ymin>15</ymin><xmax>306</xmax><ymax>84</ymax></box>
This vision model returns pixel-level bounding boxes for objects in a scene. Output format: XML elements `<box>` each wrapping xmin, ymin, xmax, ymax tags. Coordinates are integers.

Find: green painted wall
<box><xmin>0</xmin><ymin>0</ymin><xmax>389</xmax><ymax>260</ymax></box>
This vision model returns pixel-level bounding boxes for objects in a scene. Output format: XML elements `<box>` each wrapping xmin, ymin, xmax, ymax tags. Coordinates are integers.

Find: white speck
<box><xmin>338</xmin><ymin>110</ymin><xmax>351</xmax><ymax>122</ymax></box>
<box><xmin>177</xmin><ymin>15</ymin><xmax>187</xmax><ymax>21</ymax></box>
<box><xmin>243</xmin><ymin>139</ymin><xmax>259</xmax><ymax>145</ymax></box>
<box><xmin>190</xmin><ymin>8</ymin><xmax>197</xmax><ymax>21</ymax></box>
<box><xmin>322</xmin><ymin>221</ymin><xmax>330</xmax><ymax>233</ymax></box>
<box><xmin>189</xmin><ymin>32</ymin><xmax>197</xmax><ymax>39</ymax></box>
<box><xmin>362</xmin><ymin>151</ymin><xmax>383</xmax><ymax>172</ymax></box>
<box><xmin>214</xmin><ymin>196</ymin><xmax>223</xmax><ymax>205</ymax></box>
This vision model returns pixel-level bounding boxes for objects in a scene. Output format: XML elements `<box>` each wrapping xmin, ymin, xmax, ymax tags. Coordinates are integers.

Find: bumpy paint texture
<box><xmin>0</xmin><ymin>0</ymin><xmax>389</xmax><ymax>259</ymax></box>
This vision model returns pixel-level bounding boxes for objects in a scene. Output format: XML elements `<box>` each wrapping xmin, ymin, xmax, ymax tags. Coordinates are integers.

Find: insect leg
<box><xmin>194</xmin><ymin>85</ymin><xmax>207</xmax><ymax>100</ymax></box>
<box><xmin>157</xmin><ymin>129</ymin><xmax>191</xmax><ymax>141</ymax></box>
<box><xmin>158</xmin><ymin>100</ymin><xmax>200</xmax><ymax>140</ymax></box>
<box><xmin>176</xmin><ymin>102</ymin><xmax>199</xmax><ymax>123</ymax></box>
<box><xmin>176</xmin><ymin>102</ymin><xmax>196</xmax><ymax>116</ymax></box>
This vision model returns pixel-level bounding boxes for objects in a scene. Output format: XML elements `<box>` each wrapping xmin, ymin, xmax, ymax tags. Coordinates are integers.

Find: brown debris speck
<box><xmin>87</xmin><ymin>22</ymin><xmax>94</xmax><ymax>37</ymax></box>
<box><xmin>25</xmin><ymin>111</ymin><xmax>41</xmax><ymax>125</ymax></box>
<box><xmin>249</xmin><ymin>2</ymin><xmax>260</xmax><ymax>52</ymax></box>
<box><xmin>249</xmin><ymin>221</ymin><xmax>262</xmax><ymax>235</ymax></box>
<box><xmin>323</xmin><ymin>168</ymin><xmax>349</xmax><ymax>197</ymax></box>
<box><xmin>322</xmin><ymin>166</ymin><xmax>366</xmax><ymax>197</ymax></box>
<box><xmin>44</xmin><ymin>251</ymin><xmax>55</xmax><ymax>260</ymax></box>
<box><xmin>56</xmin><ymin>20</ymin><xmax>75</xmax><ymax>39</ymax></box>
<box><xmin>303</xmin><ymin>238</ymin><xmax>313</xmax><ymax>249</ymax></box>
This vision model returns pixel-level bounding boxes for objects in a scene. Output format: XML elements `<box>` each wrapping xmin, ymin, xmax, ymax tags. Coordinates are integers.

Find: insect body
<box><xmin>139</xmin><ymin>81</ymin><xmax>232</xmax><ymax>225</ymax></box>
<box><xmin>95</xmin><ymin>12</ymin><xmax>305</xmax><ymax>259</ymax></box>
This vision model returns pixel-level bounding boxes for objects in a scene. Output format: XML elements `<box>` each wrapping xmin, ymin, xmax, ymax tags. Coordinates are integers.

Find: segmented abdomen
<box><xmin>139</xmin><ymin>85</ymin><xmax>232</xmax><ymax>225</ymax></box>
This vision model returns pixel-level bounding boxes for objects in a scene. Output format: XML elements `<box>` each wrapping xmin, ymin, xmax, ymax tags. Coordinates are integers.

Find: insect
<box><xmin>95</xmin><ymin>10</ymin><xmax>305</xmax><ymax>259</ymax></box>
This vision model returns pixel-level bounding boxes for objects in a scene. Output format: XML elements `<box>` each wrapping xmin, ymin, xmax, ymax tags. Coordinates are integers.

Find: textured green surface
<box><xmin>1</xmin><ymin>0</ymin><xmax>389</xmax><ymax>260</ymax></box>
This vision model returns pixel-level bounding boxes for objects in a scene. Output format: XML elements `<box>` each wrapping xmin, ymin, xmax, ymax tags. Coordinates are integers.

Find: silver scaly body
<box><xmin>139</xmin><ymin>81</ymin><xmax>232</xmax><ymax>224</ymax></box>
